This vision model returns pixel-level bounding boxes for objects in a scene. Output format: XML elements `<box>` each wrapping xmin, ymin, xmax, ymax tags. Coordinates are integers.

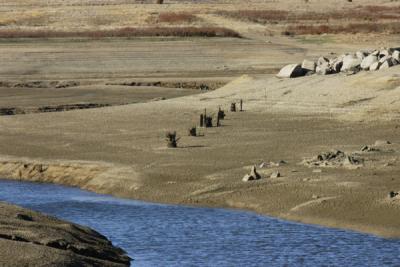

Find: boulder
<box><xmin>379</xmin><ymin>58</ymin><xmax>394</xmax><ymax>70</ymax></box>
<box><xmin>301</xmin><ymin>59</ymin><xmax>316</xmax><ymax>72</ymax></box>
<box><xmin>379</xmin><ymin>49</ymin><xmax>391</xmax><ymax>58</ymax></box>
<box><xmin>356</xmin><ymin>51</ymin><xmax>367</xmax><ymax>60</ymax></box>
<box><xmin>393</xmin><ymin>50</ymin><xmax>400</xmax><ymax>62</ymax></box>
<box><xmin>371</xmin><ymin>50</ymin><xmax>380</xmax><ymax>56</ymax></box>
<box><xmin>332</xmin><ymin>60</ymin><xmax>343</xmax><ymax>73</ymax></box>
<box><xmin>360</xmin><ymin>55</ymin><xmax>378</xmax><ymax>70</ymax></box>
<box><xmin>369</xmin><ymin>61</ymin><xmax>381</xmax><ymax>71</ymax></box>
<box><xmin>277</xmin><ymin>64</ymin><xmax>306</xmax><ymax>78</ymax></box>
<box><xmin>341</xmin><ymin>55</ymin><xmax>361</xmax><ymax>73</ymax></box>
<box><xmin>317</xmin><ymin>57</ymin><xmax>330</xmax><ymax>66</ymax></box>
<box><xmin>316</xmin><ymin>62</ymin><xmax>334</xmax><ymax>75</ymax></box>
<box><xmin>242</xmin><ymin>174</ymin><xmax>255</xmax><ymax>182</ymax></box>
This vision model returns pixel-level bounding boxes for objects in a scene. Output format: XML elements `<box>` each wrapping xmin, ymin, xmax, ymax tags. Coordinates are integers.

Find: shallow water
<box><xmin>0</xmin><ymin>179</ymin><xmax>399</xmax><ymax>266</ymax></box>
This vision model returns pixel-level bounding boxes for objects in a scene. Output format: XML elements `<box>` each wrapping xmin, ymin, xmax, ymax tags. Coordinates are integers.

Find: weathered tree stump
<box><xmin>165</xmin><ymin>131</ymin><xmax>179</xmax><ymax>148</ymax></box>
<box><xmin>205</xmin><ymin>116</ymin><xmax>213</xmax><ymax>128</ymax></box>
<box><xmin>230</xmin><ymin>103</ymin><xmax>236</xmax><ymax>112</ymax></box>
<box><xmin>217</xmin><ymin>107</ymin><xmax>225</xmax><ymax>120</ymax></box>
<box><xmin>188</xmin><ymin>127</ymin><xmax>197</xmax><ymax>137</ymax></box>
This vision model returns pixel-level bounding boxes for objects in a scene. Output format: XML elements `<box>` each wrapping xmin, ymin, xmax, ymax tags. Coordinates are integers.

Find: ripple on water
<box><xmin>0</xmin><ymin>179</ymin><xmax>400</xmax><ymax>267</ymax></box>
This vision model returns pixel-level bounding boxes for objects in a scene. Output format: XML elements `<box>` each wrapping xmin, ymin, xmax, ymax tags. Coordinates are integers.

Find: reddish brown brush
<box><xmin>285</xmin><ymin>22</ymin><xmax>400</xmax><ymax>35</ymax></box>
<box><xmin>0</xmin><ymin>27</ymin><xmax>241</xmax><ymax>38</ymax></box>
<box><xmin>158</xmin><ymin>12</ymin><xmax>197</xmax><ymax>24</ymax></box>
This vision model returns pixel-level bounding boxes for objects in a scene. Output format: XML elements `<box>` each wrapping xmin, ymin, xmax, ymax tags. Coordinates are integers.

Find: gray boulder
<box><xmin>242</xmin><ymin>165</ymin><xmax>261</xmax><ymax>182</ymax></box>
<box><xmin>369</xmin><ymin>61</ymin><xmax>381</xmax><ymax>71</ymax></box>
<box><xmin>316</xmin><ymin>63</ymin><xmax>334</xmax><ymax>75</ymax></box>
<box><xmin>393</xmin><ymin>50</ymin><xmax>400</xmax><ymax>62</ymax></box>
<box><xmin>341</xmin><ymin>55</ymin><xmax>361</xmax><ymax>73</ymax></box>
<box><xmin>277</xmin><ymin>64</ymin><xmax>306</xmax><ymax>78</ymax></box>
<box><xmin>356</xmin><ymin>51</ymin><xmax>367</xmax><ymax>60</ymax></box>
<box><xmin>301</xmin><ymin>59</ymin><xmax>316</xmax><ymax>72</ymax></box>
<box><xmin>317</xmin><ymin>57</ymin><xmax>329</xmax><ymax>66</ymax></box>
<box><xmin>379</xmin><ymin>58</ymin><xmax>394</xmax><ymax>70</ymax></box>
<box><xmin>360</xmin><ymin>55</ymin><xmax>378</xmax><ymax>70</ymax></box>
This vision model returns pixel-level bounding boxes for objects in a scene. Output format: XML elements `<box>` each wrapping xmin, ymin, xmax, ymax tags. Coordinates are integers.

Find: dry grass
<box><xmin>284</xmin><ymin>22</ymin><xmax>400</xmax><ymax>35</ymax></box>
<box><xmin>0</xmin><ymin>27</ymin><xmax>241</xmax><ymax>38</ymax></box>
<box><xmin>217</xmin><ymin>5</ymin><xmax>400</xmax><ymax>25</ymax></box>
<box><xmin>157</xmin><ymin>12</ymin><xmax>197</xmax><ymax>24</ymax></box>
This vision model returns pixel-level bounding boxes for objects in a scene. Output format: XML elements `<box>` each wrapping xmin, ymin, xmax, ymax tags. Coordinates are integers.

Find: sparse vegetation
<box><xmin>0</xmin><ymin>27</ymin><xmax>241</xmax><ymax>39</ymax></box>
<box><xmin>284</xmin><ymin>22</ymin><xmax>400</xmax><ymax>35</ymax></box>
<box><xmin>158</xmin><ymin>12</ymin><xmax>197</xmax><ymax>24</ymax></box>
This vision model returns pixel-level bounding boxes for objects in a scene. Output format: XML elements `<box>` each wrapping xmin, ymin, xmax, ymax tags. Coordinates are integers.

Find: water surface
<box><xmin>0</xmin><ymin>179</ymin><xmax>399</xmax><ymax>266</ymax></box>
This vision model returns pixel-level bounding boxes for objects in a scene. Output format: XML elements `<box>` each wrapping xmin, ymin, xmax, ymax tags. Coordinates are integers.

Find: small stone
<box><xmin>312</xmin><ymin>194</ymin><xmax>320</xmax><ymax>199</ymax></box>
<box><xmin>341</xmin><ymin>54</ymin><xmax>362</xmax><ymax>73</ymax></box>
<box><xmin>250</xmin><ymin>165</ymin><xmax>261</xmax><ymax>180</ymax></box>
<box><xmin>312</xmin><ymin>169</ymin><xmax>322</xmax><ymax>173</ymax></box>
<box><xmin>242</xmin><ymin>174</ymin><xmax>254</xmax><ymax>182</ymax></box>
<box><xmin>374</xmin><ymin>140</ymin><xmax>391</xmax><ymax>146</ymax></box>
<box><xmin>270</xmin><ymin>171</ymin><xmax>281</xmax><ymax>178</ymax></box>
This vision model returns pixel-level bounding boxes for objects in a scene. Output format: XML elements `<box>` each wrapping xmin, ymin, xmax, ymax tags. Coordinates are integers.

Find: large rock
<box><xmin>316</xmin><ymin>63</ymin><xmax>334</xmax><ymax>75</ymax></box>
<box><xmin>379</xmin><ymin>58</ymin><xmax>394</xmax><ymax>70</ymax></box>
<box><xmin>369</xmin><ymin>61</ymin><xmax>381</xmax><ymax>71</ymax></box>
<box><xmin>356</xmin><ymin>51</ymin><xmax>367</xmax><ymax>60</ymax></box>
<box><xmin>341</xmin><ymin>55</ymin><xmax>361</xmax><ymax>73</ymax></box>
<box><xmin>317</xmin><ymin>57</ymin><xmax>329</xmax><ymax>66</ymax></box>
<box><xmin>277</xmin><ymin>64</ymin><xmax>306</xmax><ymax>78</ymax></box>
<box><xmin>393</xmin><ymin>50</ymin><xmax>400</xmax><ymax>62</ymax></box>
<box><xmin>301</xmin><ymin>59</ymin><xmax>316</xmax><ymax>72</ymax></box>
<box><xmin>360</xmin><ymin>55</ymin><xmax>378</xmax><ymax>70</ymax></box>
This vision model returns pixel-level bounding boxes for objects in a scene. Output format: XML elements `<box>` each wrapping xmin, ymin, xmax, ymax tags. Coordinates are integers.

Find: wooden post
<box><xmin>240</xmin><ymin>99</ymin><xmax>243</xmax><ymax>111</ymax></box>
<box><xmin>200</xmin><ymin>114</ymin><xmax>204</xmax><ymax>127</ymax></box>
<box><xmin>203</xmin><ymin>108</ymin><xmax>207</xmax><ymax>126</ymax></box>
<box><xmin>217</xmin><ymin>112</ymin><xmax>220</xmax><ymax>127</ymax></box>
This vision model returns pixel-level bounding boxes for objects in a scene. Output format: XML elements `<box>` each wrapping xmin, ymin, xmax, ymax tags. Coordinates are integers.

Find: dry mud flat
<box><xmin>2</xmin><ymin>65</ymin><xmax>400</xmax><ymax>238</ymax></box>
<box><xmin>0</xmin><ymin>202</ymin><xmax>130</xmax><ymax>266</ymax></box>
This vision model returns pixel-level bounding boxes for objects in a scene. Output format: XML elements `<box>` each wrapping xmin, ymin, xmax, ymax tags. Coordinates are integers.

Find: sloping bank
<box><xmin>0</xmin><ymin>202</ymin><xmax>131</xmax><ymax>266</ymax></box>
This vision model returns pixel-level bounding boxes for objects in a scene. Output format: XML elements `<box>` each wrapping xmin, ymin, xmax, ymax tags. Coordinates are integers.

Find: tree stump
<box><xmin>205</xmin><ymin>116</ymin><xmax>213</xmax><ymax>128</ymax></box>
<box><xmin>188</xmin><ymin>127</ymin><xmax>197</xmax><ymax>137</ymax></box>
<box><xmin>165</xmin><ymin>131</ymin><xmax>179</xmax><ymax>148</ymax></box>
<box><xmin>230</xmin><ymin>103</ymin><xmax>236</xmax><ymax>112</ymax></box>
<box><xmin>218</xmin><ymin>108</ymin><xmax>225</xmax><ymax>120</ymax></box>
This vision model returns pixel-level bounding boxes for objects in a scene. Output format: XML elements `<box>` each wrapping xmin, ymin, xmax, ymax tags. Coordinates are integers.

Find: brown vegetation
<box><xmin>217</xmin><ymin>5</ymin><xmax>400</xmax><ymax>25</ymax></box>
<box><xmin>0</xmin><ymin>27</ymin><xmax>241</xmax><ymax>38</ymax></box>
<box><xmin>285</xmin><ymin>22</ymin><xmax>400</xmax><ymax>35</ymax></box>
<box><xmin>158</xmin><ymin>12</ymin><xmax>197</xmax><ymax>24</ymax></box>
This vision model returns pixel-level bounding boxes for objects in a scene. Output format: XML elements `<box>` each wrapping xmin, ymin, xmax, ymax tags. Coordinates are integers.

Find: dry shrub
<box><xmin>0</xmin><ymin>27</ymin><xmax>241</xmax><ymax>38</ymax></box>
<box><xmin>285</xmin><ymin>22</ymin><xmax>400</xmax><ymax>35</ymax></box>
<box><xmin>158</xmin><ymin>12</ymin><xmax>197</xmax><ymax>24</ymax></box>
<box><xmin>218</xmin><ymin>5</ymin><xmax>400</xmax><ymax>24</ymax></box>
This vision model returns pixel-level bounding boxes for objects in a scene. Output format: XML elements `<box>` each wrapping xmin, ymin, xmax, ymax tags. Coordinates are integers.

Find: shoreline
<box><xmin>1</xmin><ymin>156</ymin><xmax>399</xmax><ymax>240</ymax></box>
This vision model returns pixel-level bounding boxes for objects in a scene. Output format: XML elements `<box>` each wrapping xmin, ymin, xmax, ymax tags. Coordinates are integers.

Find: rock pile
<box><xmin>302</xmin><ymin>150</ymin><xmax>363</xmax><ymax>168</ymax></box>
<box><xmin>277</xmin><ymin>47</ymin><xmax>400</xmax><ymax>78</ymax></box>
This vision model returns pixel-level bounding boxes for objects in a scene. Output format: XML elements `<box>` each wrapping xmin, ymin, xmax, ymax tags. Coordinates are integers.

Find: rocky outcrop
<box><xmin>277</xmin><ymin>47</ymin><xmax>400</xmax><ymax>78</ymax></box>
<box><xmin>0</xmin><ymin>202</ymin><xmax>131</xmax><ymax>266</ymax></box>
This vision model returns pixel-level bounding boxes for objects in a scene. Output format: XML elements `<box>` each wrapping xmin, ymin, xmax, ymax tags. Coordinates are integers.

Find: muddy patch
<box><xmin>0</xmin><ymin>103</ymin><xmax>111</xmax><ymax>116</ymax></box>
<box><xmin>0</xmin><ymin>80</ymin><xmax>80</xmax><ymax>89</ymax></box>
<box><xmin>106</xmin><ymin>80</ymin><xmax>227</xmax><ymax>91</ymax></box>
